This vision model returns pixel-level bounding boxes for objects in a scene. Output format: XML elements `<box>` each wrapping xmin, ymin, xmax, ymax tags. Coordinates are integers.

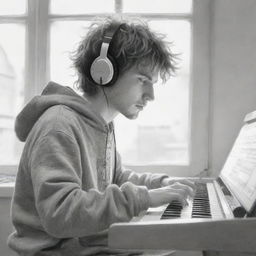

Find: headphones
<box><xmin>90</xmin><ymin>24</ymin><xmax>123</xmax><ymax>86</ymax></box>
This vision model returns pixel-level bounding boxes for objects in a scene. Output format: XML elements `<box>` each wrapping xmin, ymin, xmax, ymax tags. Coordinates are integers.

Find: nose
<box><xmin>144</xmin><ymin>85</ymin><xmax>155</xmax><ymax>102</ymax></box>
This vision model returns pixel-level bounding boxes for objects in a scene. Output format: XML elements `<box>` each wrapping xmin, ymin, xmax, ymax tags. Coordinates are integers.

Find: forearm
<box><xmin>114</xmin><ymin>152</ymin><xmax>168</xmax><ymax>189</ymax></box>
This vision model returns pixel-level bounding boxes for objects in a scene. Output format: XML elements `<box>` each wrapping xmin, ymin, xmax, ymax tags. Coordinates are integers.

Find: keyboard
<box><xmin>131</xmin><ymin>181</ymin><xmax>224</xmax><ymax>223</ymax></box>
<box><xmin>161</xmin><ymin>183</ymin><xmax>212</xmax><ymax>219</ymax></box>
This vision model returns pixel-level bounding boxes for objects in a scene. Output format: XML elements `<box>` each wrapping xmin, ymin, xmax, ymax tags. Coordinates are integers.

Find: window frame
<box><xmin>0</xmin><ymin>0</ymin><xmax>211</xmax><ymax>177</ymax></box>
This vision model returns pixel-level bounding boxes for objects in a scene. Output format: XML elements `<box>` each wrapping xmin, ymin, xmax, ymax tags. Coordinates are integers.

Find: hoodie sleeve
<box><xmin>113</xmin><ymin>152</ymin><xmax>168</xmax><ymax>189</ymax></box>
<box><xmin>30</xmin><ymin>131</ymin><xmax>150</xmax><ymax>238</ymax></box>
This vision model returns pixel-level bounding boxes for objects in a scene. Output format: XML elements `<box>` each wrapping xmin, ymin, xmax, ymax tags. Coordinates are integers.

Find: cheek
<box><xmin>112</xmin><ymin>76</ymin><xmax>142</xmax><ymax>105</ymax></box>
<box><xmin>125</xmin><ymin>90</ymin><xmax>140</xmax><ymax>105</ymax></box>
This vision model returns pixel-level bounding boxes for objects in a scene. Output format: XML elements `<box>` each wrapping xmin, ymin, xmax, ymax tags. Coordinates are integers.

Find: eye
<box><xmin>138</xmin><ymin>77</ymin><xmax>148</xmax><ymax>85</ymax></box>
<box><xmin>138</xmin><ymin>77</ymin><xmax>145</xmax><ymax>83</ymax></box>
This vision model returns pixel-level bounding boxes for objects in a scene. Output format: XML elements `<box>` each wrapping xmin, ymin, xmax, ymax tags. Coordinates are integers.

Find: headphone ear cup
<box><xmin>90</xmin><ymin>56</ymin><xmax>114</xmax><ymax>85</ymax></box>
<box><xmin>90</xmin><ymin>54</ymin><xmax>119</xmax><ymax>86</ymax></box>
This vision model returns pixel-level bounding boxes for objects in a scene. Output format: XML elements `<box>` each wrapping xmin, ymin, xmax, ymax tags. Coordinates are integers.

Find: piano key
<box><xmin>160</xmin><ymin>216</ymin><xmax>179</xmax><ymax>219</ymax></box>
<box><xmin>166</xmin><ymin>205</ymin><xmax>182</xmax><ymax>209</ymax></box>
<box><xmin>161</xmin><ymin>213</ymin><xmax>181</xmax><ymax>217</ymax></box>
<box><xmin>192</xmin><ymin>209</ymin><xmax>210</xmax><ymax>212</ymax></box>
<box><xmin>192</xmin><ymin>215</ymin><xmax>211</xmax><ymax>218</ymax></box>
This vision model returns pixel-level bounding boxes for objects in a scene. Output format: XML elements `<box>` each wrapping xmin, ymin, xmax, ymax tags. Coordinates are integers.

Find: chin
<box><xmin>124</xmin><ymin>112</ymin><xmax>139</xmax><ymax>120</ymax></box>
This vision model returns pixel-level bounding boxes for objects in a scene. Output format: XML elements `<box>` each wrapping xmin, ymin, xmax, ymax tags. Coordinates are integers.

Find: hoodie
<box><xmin>7</xmin><ymin>82</ymin><xmax>168</xmax><ymax>256</ymax></box>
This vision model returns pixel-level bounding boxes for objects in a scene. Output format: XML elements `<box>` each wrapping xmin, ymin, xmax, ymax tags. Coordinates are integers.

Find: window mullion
<box><xmin>115</xmin><ymin>0</ymin><xmax>123</xmax><ymax>13</ymax></box>
<box><xmin>25</xmin><ymin>0</ymin><xmax>37</xmax><ymax>103</ymax></box>
<box><xmin>189</xmin><ymin>0</ymin><xmax>211</xmax><ymax>174</ymax></box>
<box><xmin>36</xmin><ymin>0</ymin><xmax>50</xmax><ymax>93</ymax></box>
<box><xmin>26</xmin><ymin>0</ymin><xmax>49</xmax><ymax>102</ymax></box>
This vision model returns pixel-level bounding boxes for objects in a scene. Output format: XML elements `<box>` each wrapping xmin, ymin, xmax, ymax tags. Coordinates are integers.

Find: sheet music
<box><xmin>221</xmin><ymin>121</ymin><xmax>256</xmax><ymax>211</ymax></box>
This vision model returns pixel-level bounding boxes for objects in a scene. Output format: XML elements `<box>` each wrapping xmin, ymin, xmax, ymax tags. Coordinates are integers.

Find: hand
<box><xmin>148</xmin><ymin>182</ymin><xmax>194</xmax><ymax>208</ymax></box>
<box><xmin>161</xmin><ymin>177</ymin><xmax>196</xmax><ymax>191</ymax></box>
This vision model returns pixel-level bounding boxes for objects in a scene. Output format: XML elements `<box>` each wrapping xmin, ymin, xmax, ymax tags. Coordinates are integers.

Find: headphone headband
<box><xmin>104</xmin><ymin>24</ymin><xmax>123</xmax><ymax>43</ymax></box>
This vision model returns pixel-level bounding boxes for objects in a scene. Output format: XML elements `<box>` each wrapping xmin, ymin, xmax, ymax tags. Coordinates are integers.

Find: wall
<box><xmin>209</xmin><ymin>0</ymin><xmax>256</xmax><ymax>176</ymax></box>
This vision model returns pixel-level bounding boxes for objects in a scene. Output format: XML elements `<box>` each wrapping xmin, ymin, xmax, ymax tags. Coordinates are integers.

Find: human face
<box><xmin>107</xmin><ymin>66</ymin><xmax>158</xmax><ymax>119</ymax></box>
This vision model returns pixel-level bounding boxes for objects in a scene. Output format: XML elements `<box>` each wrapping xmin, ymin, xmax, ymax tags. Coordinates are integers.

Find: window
<box><xmin>0</xmin><ymin>0</ymin><xmax>210</xmax><ymax>177</ymax></box>
<box><xmin>0</xmin><ymin>1</ymin><xmax>26</xmax><ymax>173</ymax></box>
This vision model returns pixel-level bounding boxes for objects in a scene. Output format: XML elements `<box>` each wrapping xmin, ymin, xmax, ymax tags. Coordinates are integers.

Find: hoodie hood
<box><xmin>15</xmin><ymin>81</ymin><xmax>108</xmax><ymax>142</ymax></box>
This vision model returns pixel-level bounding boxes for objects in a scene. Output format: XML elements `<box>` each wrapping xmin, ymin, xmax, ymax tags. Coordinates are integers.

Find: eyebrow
<box><xmin>137</xmin><ymin>71</ymin><xmax>158</xmax><ymax>84</ymax></box>
<box><xmin>137</xmin><ymin>71</ymin><xmax>152</xmax><ymax>81</ymax></box>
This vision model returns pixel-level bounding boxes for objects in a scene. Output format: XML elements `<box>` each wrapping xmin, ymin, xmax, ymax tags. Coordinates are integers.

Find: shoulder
<box><xmin>33</xmin><ymin>105</ymin><xmax>85</xmax><ymax>141</ymax></box>
<box><xmin>42</xmin><ymin>105</ymin><xmax>78</xmax><ymax>125</ymax></box>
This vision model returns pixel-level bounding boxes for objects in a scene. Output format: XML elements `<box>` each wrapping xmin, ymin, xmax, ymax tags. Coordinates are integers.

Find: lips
<box><xmin>136</xmin><ymin>102</ymin><xmax>147</xmax><ymax>108</ymax></box>
<box><xmin>136</xmin><ymin>105</ymin><xmax>144</xmax><ymax>110</ymax></box>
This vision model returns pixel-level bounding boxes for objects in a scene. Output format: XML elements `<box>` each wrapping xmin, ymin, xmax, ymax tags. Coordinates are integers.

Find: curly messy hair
<box><xmin>71</xmin><ymin>16</ymin><xmax>179</xmax><ymax>95</ymax></box>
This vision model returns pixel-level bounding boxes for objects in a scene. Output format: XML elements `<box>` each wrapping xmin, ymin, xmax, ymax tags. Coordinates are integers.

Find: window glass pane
<box><xmin>0</xmin><ymin>24</ymin><xmax>25</xmax><ymax>165</ymax></box>
<box><xmin>0</xmin><ymin>0</ymin><xmax>26</xmax><ymax>15</ymax></box>
<box><xmin>115</xmin><ymin>20</ymin><xmax>191</xmax><ymax>165</ymax></box>
<box><xmin>149</xmin><ymin>20</ymin><xmax>191</xmax><ymax>72</ymax></box>
<box><xmin>50</xmin><ymin>21</ymin><xmax>91</xmax><ymax>87</ymax></box>
<box><xmin>50</xmin><ymin>0</ymin><xmax>115</xmax><ymax>14</ymax></box>
<box><xmin>123</xmin><ymin>0</ymin><xmax>192</xmax><ymax>13</ymax></box>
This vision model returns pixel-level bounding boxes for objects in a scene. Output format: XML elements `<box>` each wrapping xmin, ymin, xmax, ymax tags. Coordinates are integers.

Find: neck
<box><xmin>84</xmin><ymin>89</ymin><xmax>118</xmax><ymax>124</ymax></box>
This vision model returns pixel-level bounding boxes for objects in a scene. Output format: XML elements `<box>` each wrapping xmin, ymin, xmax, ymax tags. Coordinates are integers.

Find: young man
<box><xmin>8</xmin><ymin>17</ymin><xmax>194</xmax><ymax>255</ymax></box>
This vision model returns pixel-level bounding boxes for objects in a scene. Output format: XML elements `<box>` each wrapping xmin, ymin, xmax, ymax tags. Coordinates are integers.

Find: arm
<box><xmin>113</xmin><ymin>152</ymin><xmax>195</xmax><ymax>199</ymax></box>
<box><xmin>30</xmin><ymin>131</ymin><xmax>150</xmax><ymax>238</ymax></box>
<box><xmin>113</xmin><ymin>152</ymin><xmax>168</xmax><ymax>189</ymax></box>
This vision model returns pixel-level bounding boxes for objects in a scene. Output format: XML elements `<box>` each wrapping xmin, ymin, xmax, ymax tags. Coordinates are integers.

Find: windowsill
<box><xmin>0</xmin><ymin>182</ymin><xmax>14</xmax><ymax>198</ymax></box>
<box><xmin>0</xmin><ymin>173</ymin><xmax>16</xmax><ymax>197</ymax></box>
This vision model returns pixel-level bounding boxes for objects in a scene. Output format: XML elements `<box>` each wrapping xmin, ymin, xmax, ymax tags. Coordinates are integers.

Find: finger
<box><xmin>165</xmin><ymin>178</ymin><xmax>196</xmax><ymax>191</ymax></box>
<box><xmin>167</xmin><ymin>188</ymin><xmax>191</xmax><ymax>206</ymax></box>
<box><xmin>177</xmin><ymin>179</ymin><xmax>196</xmax><ymax>190</ymax></box>
<box><xmin>170</xmin><ymin>193</ymin><xmax>188</xmax><ymax>207</ymax></box>
<box><xmin>176</xmin><ymin>188</ymin><xmax>191</xmax><ymax>201</ymax></box>
<box><xmin>170</xmin><ymin>182</ymin><xmax>194</xmax><ymax>198</ymax></box>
